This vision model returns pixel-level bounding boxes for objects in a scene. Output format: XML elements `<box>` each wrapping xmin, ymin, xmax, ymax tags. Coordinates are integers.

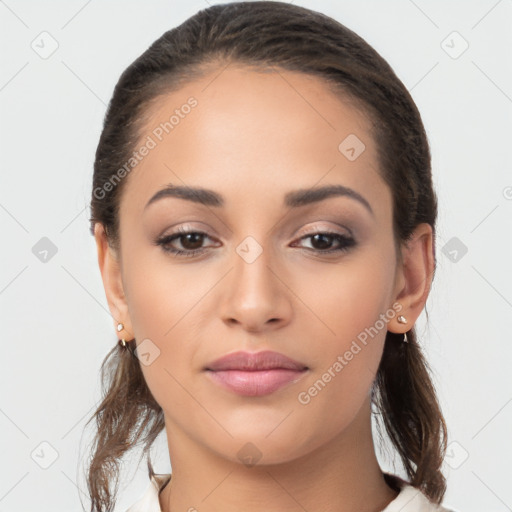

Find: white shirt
<box><xmin>125</xmin><ymin>473</ymin><xmax>456</xmax><ymax>512</ymax></box>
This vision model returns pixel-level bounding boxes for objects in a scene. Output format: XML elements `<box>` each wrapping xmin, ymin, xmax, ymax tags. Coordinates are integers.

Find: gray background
<box><xmin>1</xmin><ymin>1</ymin><xmax>511</xmax><ymax>511</ymax></box>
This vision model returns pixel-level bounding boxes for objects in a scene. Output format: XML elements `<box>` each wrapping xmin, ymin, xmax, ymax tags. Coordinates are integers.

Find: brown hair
<box><xmin>84</xmin><ymin>2</ymin><xmax>447</xmax><ymax>510</ymax></box>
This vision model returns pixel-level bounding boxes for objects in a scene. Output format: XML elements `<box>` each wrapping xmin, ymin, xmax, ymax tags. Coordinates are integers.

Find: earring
<box><xmin>117</xmin><ymin>322</ymin><xmax>129</xmax><ymax>348</ymax></box>
<box><xmin>397</xmin><ymin>315</ymin><xmax>408</xmax><ymax>343</ymax></box>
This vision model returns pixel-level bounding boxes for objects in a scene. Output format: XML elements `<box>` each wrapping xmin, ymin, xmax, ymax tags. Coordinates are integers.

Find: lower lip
<box><xmin>205</xmin><ymin>368</ymin><xmax>308</xmax><ymax>396</ymax></box>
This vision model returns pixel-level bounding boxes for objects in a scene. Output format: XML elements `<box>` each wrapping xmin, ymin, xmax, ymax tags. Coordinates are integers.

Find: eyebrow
<box><xmin>144</xmin><ymin>183</ymin><xmax>374</xmax><ymax>216</ymax></box>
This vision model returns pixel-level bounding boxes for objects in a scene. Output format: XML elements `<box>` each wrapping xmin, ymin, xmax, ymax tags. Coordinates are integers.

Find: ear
<box><xmin>389</xmin><ymin>223</ymin><xmax>435</xmax><ymax>334</ymax></box>
<box><xmin>94</xmin><ymin>223</ymin><xmax>134</xmax><ymax>341</ymax></box>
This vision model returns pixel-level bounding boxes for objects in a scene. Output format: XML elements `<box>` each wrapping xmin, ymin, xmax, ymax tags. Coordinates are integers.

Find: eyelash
<box><xmin>155</xmin><ymin>226</ymin><xmax>356</xmax><ymax>258</ymax></box>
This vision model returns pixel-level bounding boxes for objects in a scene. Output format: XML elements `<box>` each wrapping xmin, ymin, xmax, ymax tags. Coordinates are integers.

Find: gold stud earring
<box><xmin>397</xmin><ymin>315</ymin><xmax>408</xmax><ymax>343</ymax></box>
<box><xmin>117</xmin><ymin>323</ymin><xmax>128</xmax><ymax>348</ymax></box>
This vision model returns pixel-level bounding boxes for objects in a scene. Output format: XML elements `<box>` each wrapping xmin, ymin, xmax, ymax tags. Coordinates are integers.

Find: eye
<box><xmin>292</xmin><ymin>231</ymin><xmax>356</xmax><ymax>254</ymax></box>
<box><xmin>155</xmin><ymin>227</ymin><xmax>217</xmax><ymax>257</ymax></box>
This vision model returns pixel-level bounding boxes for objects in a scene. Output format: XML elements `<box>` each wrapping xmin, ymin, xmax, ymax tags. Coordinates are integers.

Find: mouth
<box><xmin>204</xmin><ymin>349</ymin><xmax>308</xmax><ymax>372</ymax></box>
<box><xmin>204</xmin><ymin>350</ymin><xmax>309</xmax><ymax>396</ymax></box>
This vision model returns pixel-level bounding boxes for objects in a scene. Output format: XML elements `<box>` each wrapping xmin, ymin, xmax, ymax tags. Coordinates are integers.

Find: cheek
<box><xmin>298</xmin><ymin>251</ymin><xmax>394</xmax><ymax>352</ymax></box>
<box><xmin>120</xmin><ymin>244</ymin><xmax>206</xmax><ymax>379</ymax></box>
<box><xmin>122</xmin><ymin>259</ymin><xmax>207</xmax><ymax>417</ymax></box>
<box><xmin>292</xmin><ymin>251</ymin><xmax>394</xmax><ymax>413</ymax></box>
<box><xmin>122</xmin><ymin>239</ymin><xmax>208</xmax><ymax>339</ymax></box>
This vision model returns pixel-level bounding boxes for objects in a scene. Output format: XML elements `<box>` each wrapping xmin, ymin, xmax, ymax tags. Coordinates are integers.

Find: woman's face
<box><xmin>108</xmin><ymin>65</ymin><xmax>408</xmax><ymax>464</ymax></box>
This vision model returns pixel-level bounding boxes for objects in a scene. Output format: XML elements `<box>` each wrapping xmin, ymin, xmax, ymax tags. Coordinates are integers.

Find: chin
<box><xmin>207</xmin><ymin>429</ymin><xmax>315</xmax><ymax>468</ymax></box>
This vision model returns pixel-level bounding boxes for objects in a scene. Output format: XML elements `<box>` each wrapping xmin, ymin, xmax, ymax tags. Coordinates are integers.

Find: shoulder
<box><xmin>125</xmin><ymin>473</ymin><xmax>171</xmax><ymax>512</ymax></box>
<box><xmin>382</xmin><ymin>473</ymin><xmax>457</xmax><ymax>512</ymax></box>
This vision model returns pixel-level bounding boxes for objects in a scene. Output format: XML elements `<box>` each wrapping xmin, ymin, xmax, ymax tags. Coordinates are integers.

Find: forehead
<box><xmin>122</xmin><ymin>65</ymin><xmax>389</xmax><ymax>218</ymax></box>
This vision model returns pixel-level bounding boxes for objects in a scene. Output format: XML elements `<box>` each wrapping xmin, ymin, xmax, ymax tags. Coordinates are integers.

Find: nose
<box><xmin>219</xmin><ymin>243</ymin><xmax>293</xmax><ymax>333</ymax></box>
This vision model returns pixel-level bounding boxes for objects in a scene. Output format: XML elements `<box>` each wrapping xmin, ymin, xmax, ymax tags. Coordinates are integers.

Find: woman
<box><xmin>85</xmin><ymin>2</ymin><xmax>454</xmax><ymax>511</ymax></box>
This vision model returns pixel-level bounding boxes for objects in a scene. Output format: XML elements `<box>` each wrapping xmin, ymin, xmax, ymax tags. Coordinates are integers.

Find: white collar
<box><xmin>126</xmin><ymin>473</ymin><xmax>454</xmax><ymax>512</ymax></box>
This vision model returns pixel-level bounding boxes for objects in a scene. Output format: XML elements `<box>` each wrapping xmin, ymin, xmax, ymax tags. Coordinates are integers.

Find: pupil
<box><xmin>183</xmin><ymin>233</ymin><xmax>203</xmax><ymax>249</ymax></box>
<box><xmin>312</xmin><ymin>234</ymin><xmax>332</xmax><ymax>250</ymax></box>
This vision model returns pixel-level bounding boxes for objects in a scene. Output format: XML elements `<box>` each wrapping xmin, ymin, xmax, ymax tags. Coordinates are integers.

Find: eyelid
<box><xmin>159</xmin><ymin>222</ymin><xmax>351</xmax><ymax>242</ymax></box>
<box><xmin>159</xmin><ymin>223</ymin><xmax>215</xmax><ymax>237</ymax></box>
<box><xmin>295</xmin><ymin>222</ymin><xmax>353</xmax><ymax>238</ymax></box>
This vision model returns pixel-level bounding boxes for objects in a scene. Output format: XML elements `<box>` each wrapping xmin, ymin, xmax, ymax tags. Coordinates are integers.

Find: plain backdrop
<box><xmin>1</xmin><ymin>1</ymin><xmax>511</xmax><ymax>511</ymax></box>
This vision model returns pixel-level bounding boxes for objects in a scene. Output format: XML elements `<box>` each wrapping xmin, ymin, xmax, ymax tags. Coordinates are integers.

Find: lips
<box><xmin>204</xmin><ymin>350</ymin><xmax>308</xmax><ymax>372</ymax></box>
<box><xmin>204</xmin><ymin>350</ymin><xmax>309</xmax><ymax>396</ymax></box>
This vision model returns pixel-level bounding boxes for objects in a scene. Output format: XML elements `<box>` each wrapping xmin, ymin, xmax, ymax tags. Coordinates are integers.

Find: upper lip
<box><xmin>204</xmin><ymin>350</ymin><xmax>308</xmax><ymax>371</ymax></box>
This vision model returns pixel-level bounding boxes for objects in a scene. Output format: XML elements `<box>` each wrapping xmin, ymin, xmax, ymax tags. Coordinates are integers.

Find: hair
<box><xmin>84</xmin><ymin>2</ymin><xmax>448</xmax><ymax>511</ymax></box>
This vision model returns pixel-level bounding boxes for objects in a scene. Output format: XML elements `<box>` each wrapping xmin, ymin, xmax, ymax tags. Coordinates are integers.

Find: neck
<box><xmin>159</xmin><ymin>396</ymin><xmax>398</xmax><ymax>512</ymax></box>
